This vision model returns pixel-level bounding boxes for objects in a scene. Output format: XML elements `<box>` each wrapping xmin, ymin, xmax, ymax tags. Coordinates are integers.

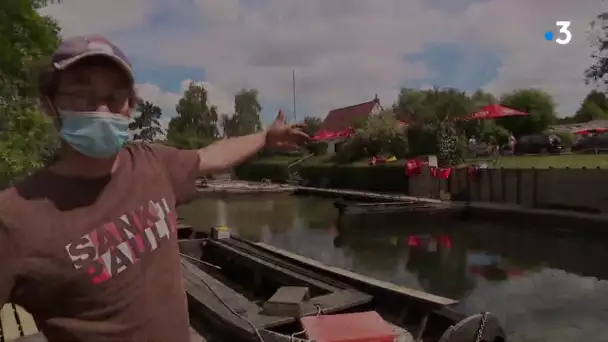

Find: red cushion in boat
<box><xmin>300</xmin><ymin>311</ymin><xmax>397</xmax><ymax>342</ymax></box>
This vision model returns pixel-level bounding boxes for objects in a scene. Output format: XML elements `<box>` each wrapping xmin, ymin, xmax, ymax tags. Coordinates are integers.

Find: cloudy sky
<box><xmin>40</xmin><ymin>0</ymin><xmax>605</xmax><ymax>126</ymax></box>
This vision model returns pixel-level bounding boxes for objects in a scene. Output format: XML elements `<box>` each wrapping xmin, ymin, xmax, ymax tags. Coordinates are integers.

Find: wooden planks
<box><xmin>1</xmin><ymin>304</ymin><xmax>20</xmax><ymax>341</ymax></box>
<box><xmin>181</xmin><ymin>255</ymin><xmax>372</xmax><ymax>332</ymax></box>
<box><xmin>296</xmin><ymin>186</ymin><xmax>443</xmax><ymax>204</ymax></box>
<box><xmin>13</xmin><ymin>307</ymin><xmax>37</xmax><ymax>337</ymax></box>
<box><xmin>1</xmin><ymin>304</ymin><xmax>39</xmax><ymax>341</ymax></box>
<box><xmin>206</xmin><ymin>240</ymin><xmax>342</xmax><ymax>293</ymax></box>
<box><xmin>254</xmin><ymin>242</ymin><xmax>458</xmax><ymax>307</ymax></box>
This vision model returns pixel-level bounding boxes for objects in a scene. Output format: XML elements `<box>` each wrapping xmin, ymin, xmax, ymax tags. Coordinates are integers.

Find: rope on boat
<box><xmin>181</xmin><ymin>254</ymin><xmax>265</xmax><ymax>342</ymax></box>
<box><xmin>179</xmin><ymin>253</ymin><xmax>222</xmax><ymax>269</ymax></box>
<box><xmin>289</xmin><ymin>304</ymin><xmax>323</xmax><ymax>341</ymax></box>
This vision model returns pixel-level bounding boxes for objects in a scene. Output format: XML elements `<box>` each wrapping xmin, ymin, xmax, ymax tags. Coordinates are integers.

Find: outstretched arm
<box><xmin>149</xmin><ymin>110</ymin><xmax>309</xmax><ymax>204</ymax></box>
<box><xmin>196</xmin><ymin>132</ymin><xmax>267</xmax><ymax>175</ymax></box>
<box><xmin>196</xmin><ymin>110</ymin><xmax>309</xmax><ymax>174</ymax></box>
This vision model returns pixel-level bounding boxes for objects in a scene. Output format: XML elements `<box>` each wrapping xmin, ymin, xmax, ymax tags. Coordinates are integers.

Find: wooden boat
<box><xmin>334</xmin><ymin>200</ymin><xmax>461</xmax><ymax>216</ymax></box>
<box><xmin>178</xmin><ymin>226</ymin><xmax>506</xmax><ymax>342</ymax></box>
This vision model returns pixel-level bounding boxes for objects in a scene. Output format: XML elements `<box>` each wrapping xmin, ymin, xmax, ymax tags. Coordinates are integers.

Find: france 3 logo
<box><xmin>544</xmin><ymin>21</ymin><xmax>572</xmax><ymax>45</ymax></box>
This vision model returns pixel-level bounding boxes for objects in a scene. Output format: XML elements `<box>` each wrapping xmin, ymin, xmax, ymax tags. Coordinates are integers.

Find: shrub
<box><xmin>234</xmin><ymin>160</ymin><xmax>290</xmax><ymax>182</ymax></box>
<box><xmin>298</xmin><ymin>163</ymin><xmax>409</xmax><ymax>193</ymax></box>
<box><xmin>305</xmin><ymin>142</ymin><xmax>328</xmax><ymax>155</ymax></box>
<box><xmin>554</xmin><ymin>131</ymin><xmax>573</xmax><ymax>148</ymax></box>
<box><xmin>335</xmin><ymin>112</ymin><xmax>408</xmax><ymax>163</ymax></box>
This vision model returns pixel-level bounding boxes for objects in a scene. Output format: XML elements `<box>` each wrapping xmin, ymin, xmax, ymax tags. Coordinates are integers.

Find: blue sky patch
<box><xmin>133</xmin><ymin>64</ymin><xmax>207</xmax><ymax>94</ymax></box>
<box><xmin>405</xmin><ymin>43</ymin><xmax>502</xmax><ymax>93</ymax></box>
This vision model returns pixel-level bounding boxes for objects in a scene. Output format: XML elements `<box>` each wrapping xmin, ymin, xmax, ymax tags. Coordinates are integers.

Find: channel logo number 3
<box><xmin>555</xmin><ymin>21</ymin><xmax>572</xmax><ymax>45</ymax></box>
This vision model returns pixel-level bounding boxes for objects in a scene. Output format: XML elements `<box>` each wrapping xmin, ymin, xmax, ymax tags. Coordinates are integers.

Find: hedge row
<box><xmin>299</xmin><ymin>164</ymin><xmax>408</xmax><ymax>193</ymax></box>
<box><xmin>235</xmin><ymin>161</ymin><xmax>409</xmax><ymax>193</ymax></box>
<box><xmin>234</xmin><ymin>161</ymin><xmax>291</xmax><ymax>182</ymax></box>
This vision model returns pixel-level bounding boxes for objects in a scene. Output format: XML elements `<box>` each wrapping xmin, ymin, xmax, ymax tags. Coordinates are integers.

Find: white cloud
<box><xmin>38</xmin><ymin>0</ymin><xmax>156</xmax><ymax>36</ymax></box>
<box><xmin>41</xmin><ymin>0</ymin><xmax>604</xmax><ymax>120</ymax></box>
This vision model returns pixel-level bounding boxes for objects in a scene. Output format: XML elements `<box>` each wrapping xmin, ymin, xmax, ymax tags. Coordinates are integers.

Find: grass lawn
<box><xmin>466</xmin><ymin>154</ymin><xmax>608</xmax><ymax>169</ymax></box>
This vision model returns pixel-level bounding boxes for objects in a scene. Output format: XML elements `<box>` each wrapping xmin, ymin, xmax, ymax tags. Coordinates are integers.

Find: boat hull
<box><xmin>178</xmin><ymin>228</ymin><xmax>506</xmax><ymax>342</ymax></box>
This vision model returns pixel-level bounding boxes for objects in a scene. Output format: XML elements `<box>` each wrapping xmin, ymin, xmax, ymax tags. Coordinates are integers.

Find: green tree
<box><xmin>233</xmin><ymin>89</ymin><xmax>262</xmax><ymax>135</ymax></box>
<box><xmin>394</xmin><ymin>87</ymin><xmax>474</xmax><ymax>125</ymax></box>
<box><xmin>572</xmin><ymin>90</ymin><xmax>608</xmax><ymax>123</ymax></box>
<box><xmin>0</xmin><ymin>0</ymin><xmax>62</xmax><ymax>186</ymax></box>
<box><xmin>336</xmin><ymin>111</ymin><xmax>408</xmax><ymax>163</ymax></box>
<box><xmin>129</xmin><ymin>100</ymin><xmax>164</xmax><ymax>142</ymax></box>
<box><xmin>585</xmin><ymin>13</ymin><xmax>608</xmax><ymax>90</ymax></box>
<box><xmin>436</xmin><ymin>119</ymin><xmax>462</xmax><ymax>166</ymax></box>
<box><xmin>497</xmin><ymin>88</ymin><xmax>557</xmax><ymax>136</ymax></box>
<box><xmin>421</xmin><ymin>87</ymin><xmax>473</xmax><ymax>122</ymax></box>
<box><xmin>0</xmin><ymin>0</ymin><xmax>61</xmax><ymax>102</ymax></box>
<box><xmin>303</xmin><ymin>116</ymin><xmax>323</xmax><ymax>136</ymax></box>
<box><xmin>470</xmin><ymin>89</ymin><xmax>498</xmax><ymax>109</ymax></box>
<box><xmin>220</xmin><ymin>89</ymin><xmax>262</xmax><ymax>138</ymax></box>
<box><xmin>166</xmin><ymin>83</ymin><xmax>219</xmax><ymax>148</ymax></box>
<box><xmin>393</xmin><ymin>88</ymin><xmax>427</xmax><ymax>122</ymax></box>
<box><xmin>220</xmin><ymin>113</ymin><xmax>238</xmax><ymax>138</ymax></box>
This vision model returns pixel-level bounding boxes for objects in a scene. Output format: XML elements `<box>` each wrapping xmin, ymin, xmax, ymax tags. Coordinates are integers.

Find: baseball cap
<box><xmin>51</xmin><ymin>34</ymin><xmax>134</xmax><ymax>83</ymax></box>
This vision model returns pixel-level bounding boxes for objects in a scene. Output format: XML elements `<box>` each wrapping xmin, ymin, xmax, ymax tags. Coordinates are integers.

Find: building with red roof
<box><xmin>316</xmin><ymin>95</ymin><xmax>383</xmax><ymax>154</ymax></box>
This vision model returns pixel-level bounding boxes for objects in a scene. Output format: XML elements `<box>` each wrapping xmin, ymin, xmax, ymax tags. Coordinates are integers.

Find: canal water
<box><xmin>178</xmin><ymin>194</ymin><xmax>608</xmax><ymax>342</ymax></box>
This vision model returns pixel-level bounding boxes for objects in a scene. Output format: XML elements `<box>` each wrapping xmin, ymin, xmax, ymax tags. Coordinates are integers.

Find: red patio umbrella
<box><xmin>312</xmin><ymin>127</ymin><xmax>354</xmax><ymax>141</ymax></box>
<box><xmin>462</xmin><ymin>104</ymin><xmax>528</xmax><ymax>121</ymax></box>
<box><xmin>573</xmin><ymin>127</ymin><xmax>608</xmax><ymax>135</ymax></box>
<box><xmin>311</xmin><ymin>130</ymin><xmax>337</xmax><ymax>141</ymax></box>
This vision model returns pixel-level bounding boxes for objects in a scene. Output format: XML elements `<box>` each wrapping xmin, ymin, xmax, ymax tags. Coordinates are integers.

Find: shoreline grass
<box><xmin>254</xmin><ymin>153</ymin><xmax>608</xmax><ymax>169</ymax></box>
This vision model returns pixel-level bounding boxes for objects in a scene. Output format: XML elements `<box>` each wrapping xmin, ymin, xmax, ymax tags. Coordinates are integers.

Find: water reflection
<box><xmin>178</xmin><ymin>194</ymin><xmax>608</xmax><ymax>340</ymax></box>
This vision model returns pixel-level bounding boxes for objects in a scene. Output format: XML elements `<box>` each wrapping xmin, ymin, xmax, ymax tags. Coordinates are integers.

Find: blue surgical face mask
<box><xmin>58</xmin><ymin>110</ymin><xmax>130</xmax><ymax>158</ymax></box>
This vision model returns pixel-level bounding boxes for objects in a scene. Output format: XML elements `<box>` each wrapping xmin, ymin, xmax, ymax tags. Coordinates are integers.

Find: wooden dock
<box><xmin>295</xmin><ymin>186</ymin><xmax>443</xmax><ymax>204</ymax></box>
<box><xmin>198</xmin><ymin>181</ymin><xmax>295</xmax><ymax>195</ymax></box>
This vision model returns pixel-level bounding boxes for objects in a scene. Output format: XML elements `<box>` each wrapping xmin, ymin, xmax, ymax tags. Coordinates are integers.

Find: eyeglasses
<box><xmin>55</xmin><ymin>89</ymin><xmax>132</xmax><ymax>109</ymax></box>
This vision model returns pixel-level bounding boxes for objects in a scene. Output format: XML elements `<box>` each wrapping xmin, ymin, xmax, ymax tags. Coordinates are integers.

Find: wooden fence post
<box><xmin>516</xmin><ymin>169</ymin><xmax>522</xmax><ymax>205</ymax></box>
<box><xmin>501</xmin><ymin>168</ymin><xmax>506</xmax><ymax>202</ymax></box>
<box><xmin>532</xmin><ymin>167</ymin><xmax>538</xmax><ymax>208</ymax></box>
<box><xmin>489</xmin><ymin>169</ymin><xmax>494</xmax><ymax>202</ymax></box>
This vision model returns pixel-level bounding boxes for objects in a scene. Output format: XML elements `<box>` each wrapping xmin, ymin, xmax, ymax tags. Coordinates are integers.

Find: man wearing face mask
<box><xmin>0</xmin><ymin>35</ymin><xmax>309</xmax><ymax>342</ymax></box>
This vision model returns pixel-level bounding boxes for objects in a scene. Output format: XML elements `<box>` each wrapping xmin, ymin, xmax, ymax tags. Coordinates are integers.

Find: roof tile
<box><xmin>321</xmin><ymin>100</ymin><xmax>378</xmax><ymax>133</ymax></box>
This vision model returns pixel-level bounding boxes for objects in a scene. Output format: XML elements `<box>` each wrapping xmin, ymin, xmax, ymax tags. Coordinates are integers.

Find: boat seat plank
<box><xmin>1</xmin><ymin>304</ymin><xmax>21</xmax><ymax>340</ymax></box>
<box><xmin>14</xmin><ymin>306</ymin><xmax>38</xmax><ymax>336</ymax></box>
<box><xmin>181</xmin><ymin>259</ymin><xmax>260</xmax><ymax>315</ymax></box>
<box><xmin>248</xmin><ymin>289</ymin><xmax>372</xmax><ymax>329</ymax></box>
<box><xmin>181</xmin><ymin>258</ymin><xmax>294</xmax><ymax>331</ymax></box>
<box><xmin>254</xmin><ymin>242</ymin><xmax>457</xmax><ymax>307</ymax></box>
<box><xmin>207</xmin><ymin>240</ymin><xmax>342</xmax><ymax>293</ymax></box>
<box><xmin>308</xmin><ymin>289</ymin><xmax>372</xmax><ymax>312</ymax></box>
<box><xmin>181</xmin><ymin>257</ymin><xmax>372</xmax><ymax>332</ymax></box>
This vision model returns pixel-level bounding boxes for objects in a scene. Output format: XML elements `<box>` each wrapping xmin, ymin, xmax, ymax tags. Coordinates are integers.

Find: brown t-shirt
<box><xmin>0</xmin><ymin>143</ymin><xmax>200</xmax><ymax>342</ymax></box>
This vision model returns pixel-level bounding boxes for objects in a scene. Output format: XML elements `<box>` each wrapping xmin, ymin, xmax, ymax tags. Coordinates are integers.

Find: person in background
<box><xmin>508</xmin><ymin>132</ymin><xmax>517</xmax><ymax>155</ymax></box>
<box><xmin>468</xmin><ymin>135</ymin><xmax>477</xmax><ymax>157</ymax></box>
<box><xmin>0</xmin><ymin>35</ymin><xmax>309</xmax><ymax>342</ymax></box>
